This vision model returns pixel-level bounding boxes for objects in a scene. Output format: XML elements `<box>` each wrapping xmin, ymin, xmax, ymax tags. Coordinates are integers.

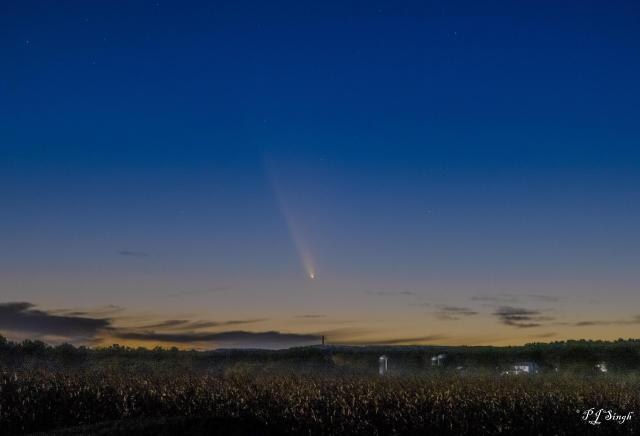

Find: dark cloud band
<box><xmin>0</xmin><ymin>302</ymin><xmax>110</xmax><ymax>338</ymax></box>
<box><xmin>493</xmin><ymin>306</ymin><xmax>554</xmax><ymax>328</ymax></box>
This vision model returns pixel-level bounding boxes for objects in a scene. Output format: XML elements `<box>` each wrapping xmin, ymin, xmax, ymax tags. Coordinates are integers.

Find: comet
<box><xmin>266</xmin><ymin>161</ymin><xmax>318</xmax><ymax>280</ymax></box>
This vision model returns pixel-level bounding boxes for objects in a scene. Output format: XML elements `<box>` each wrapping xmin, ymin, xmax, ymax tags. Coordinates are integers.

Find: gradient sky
<box><xmin>2</xmin><ymin>1</ymin><xmax>640</xmax><ymax>349</ymax></box>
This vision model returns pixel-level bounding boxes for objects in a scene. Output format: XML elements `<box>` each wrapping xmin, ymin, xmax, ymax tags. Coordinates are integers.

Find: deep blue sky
<box><xmin>1</xmin><ymin>1</ymin><xmax>640</xmax><ymax>347</ymax></box>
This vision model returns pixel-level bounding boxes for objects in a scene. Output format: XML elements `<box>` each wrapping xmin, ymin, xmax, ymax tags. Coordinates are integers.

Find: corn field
<box><xmin>1</xmin><ymin>370</ymin><xmax>638</xmax><ymax>435</ymax></box>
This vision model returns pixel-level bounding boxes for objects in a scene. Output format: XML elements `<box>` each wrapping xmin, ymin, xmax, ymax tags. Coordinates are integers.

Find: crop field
<box><xmin>2</xmin><ymin>370</ymin><xmax>638</xmax><ymax>435</ymax></box>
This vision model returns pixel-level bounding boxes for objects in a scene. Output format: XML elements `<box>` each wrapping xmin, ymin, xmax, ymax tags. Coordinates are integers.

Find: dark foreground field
<box><xmin>2</xmin><ymin>370</ymin><xmax>638</xmax><ymax>435</ymax></box>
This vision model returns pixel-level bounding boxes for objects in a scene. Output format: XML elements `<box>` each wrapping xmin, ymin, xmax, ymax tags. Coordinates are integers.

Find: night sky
<box><xmin>2</xmin><ymin>1</ymin><xmax>640</xmax><ymax>348</ymax></box>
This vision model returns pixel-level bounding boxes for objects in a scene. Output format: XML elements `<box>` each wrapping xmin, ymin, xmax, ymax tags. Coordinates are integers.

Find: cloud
<box><xmin>526</xmin><ymin>294</ymin><xmax>562</xmax><ymax>302</ymax></box>
<box><xmin>117</xmin><ymin>250</ymin><xmax>150</xmax><ymax>257</ymax></box>
<box><xmin>0</xmin><ymin>302</ymin><xmax>279</xmax><ymax>347</ymax></box>
<box><xmin>471</xmin><ymin>294</ymin><xmax>519</xmax><ymax>303</ymax></box>
<box><xmin>573</xmin><ymin>320</ymin><xmax>607</xmax><ymax>327</ymax></box>
<box><xmin>435</xmin><ymin>306</ymin><xmax>478</xmax><ymax>320</ymax></box>
<box><xmin>294</xmin><ymin>314</ymin><xmax>327</xmax><ymax>319</ymax></box>
<box><xmin>0</xmin><ymin>302</ymin><xmax>337</xmax><ymax>349</ymax></box>
<box><xmin>223</xmin><ymin>319</ymin><xmax>268</xmax><ymax>326</ymax></box>
<box><xmin>133</xmin><ymin>319</ymin><xmax>193</xmax><ymax>329</ymax></box>
<box><xmin>472</xmin><ymin>294</ymin><xmax>562</xmax><ymax>304</ymax></box>
<box><xmin>0</xmin><ymin>302</ymin><xmax>111</xmax><ymax>338</ymax></box>
<box><xmin>572</xmin><ymin>316</ymin><xmax>640</xmax><ymax>327</ymax></box>
<box><xmin>51</xmin><ymin>305</ymin><xmax>124</xmax><ymax>317</ymax></box>
<box><xmin>112</xmin><ymin>330</ymin><xmax>320</xmax><ymax>348</ymax></box>
<box><xmin>368</xmin><ymin>335</ymin><xmax>445</xmax><ymax>345</ymax></box>
<box><xmin>131</xmin><ymin>319</ymin><xmax>265</xmax><ymax>330</ymax></box>
<box><xmin>493</xmin><ymin>306</ymin><xmax>554</xmax><ymax>328</ymax></box>
<box><xmin>335</xmin><ymin>334</ymin><xmax>445</xmax><ymax>346</ymax></box>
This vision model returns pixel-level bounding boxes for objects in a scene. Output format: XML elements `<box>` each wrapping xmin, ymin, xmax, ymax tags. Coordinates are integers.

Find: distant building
<box><xmin>431</xmin><ymin>354</ymin><xmax>446</xmax><ymax>367</ymax></box>
<box><xmin>504</xmin><ymin>362</ymin><xmax>539</xmax><ymax>375</ymax></box>
<box><xmin>379</xmin><ymin>355</ymin><xmax>389</xmax><ymax>376</ymax></box>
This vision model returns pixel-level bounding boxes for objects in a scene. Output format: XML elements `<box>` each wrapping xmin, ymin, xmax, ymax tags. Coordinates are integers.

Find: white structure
<box><xmin>379</xmin><ymin>355</ymin><xmax>389</xmax><ymax>376</ymax></box>
<box><xmin>511</xmin><ymin>362</ymin><xmax>539</xmax><ymax>375</ymax></box>
<box><xmin>595</xmin><ymin>362</ymin><xmax>608</xmax><ymax>373</ymax></box>
<box><xmin>431</xmin><ymin>354</ymin><xmax>446</xmax><ymax>367</ymax></box>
